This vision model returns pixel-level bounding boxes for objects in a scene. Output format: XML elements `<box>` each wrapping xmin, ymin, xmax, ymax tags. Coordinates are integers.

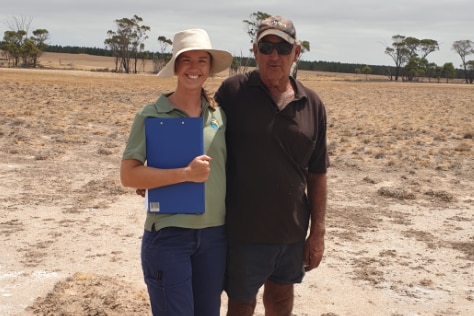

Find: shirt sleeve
<box><xmin>308</xmin><ymin>95</ymin><xmax>330</xmax><ymax>174</ymax></box>
<box><xmin>121</xmin><ymin>112</ymin><xmax>147</xmax><ymax>163</ymax></box>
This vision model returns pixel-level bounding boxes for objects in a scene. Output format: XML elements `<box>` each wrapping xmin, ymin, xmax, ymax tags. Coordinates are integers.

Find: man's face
<box><xmin>253</xmin><ymin>35</ymin><xmax>300</xmax><ymax>85</ymax></box>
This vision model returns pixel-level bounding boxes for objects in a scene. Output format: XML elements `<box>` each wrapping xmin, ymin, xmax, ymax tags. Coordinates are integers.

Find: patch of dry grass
<box><xmin>1</xmin><ymin>53</ymin><xmax>473</xmax><ymax>316</ymax></box>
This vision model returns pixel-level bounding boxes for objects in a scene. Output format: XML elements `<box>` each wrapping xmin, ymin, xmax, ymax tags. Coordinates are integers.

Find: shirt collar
<box><xmin>249</xmin><ymin>70</ymin><xmax>307</xmax><ymax>102</ymax></box>
<box><xmin>154</xmin><ymin>93</ymin><xmax>214</xmax><ymax>115</ymax></box>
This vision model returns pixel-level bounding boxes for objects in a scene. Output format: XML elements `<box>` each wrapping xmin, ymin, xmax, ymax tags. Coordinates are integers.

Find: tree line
<box><xmin>384</xmin><ymin>35</ymin><xmax>474</xmax><ymax>83</ymax></box>
<box><xmin>1</xmin><ymin>15</ymin><xmax>473</xmax><ymax>83</ymax></box>
<box><xmin>0</xmin><ymin>16</ymin><xmax>49</xmax><ymax>67</ymax></box>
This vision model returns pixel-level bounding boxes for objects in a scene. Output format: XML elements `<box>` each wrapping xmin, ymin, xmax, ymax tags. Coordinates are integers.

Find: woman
<box><xmin>120</xmin><ymin>29</ymin><xmax>232</xmax><ymax>316</ymax></box>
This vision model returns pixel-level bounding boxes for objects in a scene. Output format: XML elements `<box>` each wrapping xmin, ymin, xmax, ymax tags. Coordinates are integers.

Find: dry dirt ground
<box><xmin>0</xmin><ymin>53</ymin><xmax>473</xmax><ymax>315</ymax></box>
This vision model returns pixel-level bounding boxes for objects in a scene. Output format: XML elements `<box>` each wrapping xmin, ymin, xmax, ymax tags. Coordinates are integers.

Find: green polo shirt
<box><xmin>122</xmin><ymin>94</ymin><xmax>226</xmax><ymax>231</ymax></box>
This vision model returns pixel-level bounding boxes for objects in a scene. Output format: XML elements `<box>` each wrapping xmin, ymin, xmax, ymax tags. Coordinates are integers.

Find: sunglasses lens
<box><xmin>258</xmin><ymin>42</ymin><xmax>274</xmax><ymax>54</ymax></box>
<box><xmin>258</xmin><ymin>42</ymin><xmax>293</xmax><ymax>55</ymax></box>
<box><xmin>276</xmin><ymin>42</ymin><xmax>293</xmax><ymax>55</ymax></box>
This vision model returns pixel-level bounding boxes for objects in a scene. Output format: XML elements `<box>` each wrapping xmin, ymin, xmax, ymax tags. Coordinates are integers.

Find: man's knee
<box><xmin>226</xmin><ymin>298</ymin><xmax>257</xmax><ymax>316</ymax></box>
<box><xmin>263</xmin><ymin>280</ymin><xmax>294</xmax><ymax>316</ymax></box>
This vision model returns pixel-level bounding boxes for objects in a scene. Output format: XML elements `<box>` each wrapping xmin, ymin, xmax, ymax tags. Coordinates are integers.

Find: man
<box><xmin>215</xmin><ymin>16</ymin><xmax>329</xmax><ymax>316</ymax></box>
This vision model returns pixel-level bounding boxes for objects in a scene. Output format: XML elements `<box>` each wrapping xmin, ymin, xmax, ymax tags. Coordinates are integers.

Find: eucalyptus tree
<box><xmin>151</xmin><ymin>35</ymin><xmax>172</xmax><ymax>73</ymax></box>
<box><xmin>292</xmin><ymin>40</ymin><xmax>310</xmax><ymax>79</ymax></box>
<box><xmin>157</xmin><ymin>36</ymin><xmax>172</xmax><ymax>56</ymax></box>
<box><xmin>362</xmin><ymin>65</ymin><xmax>372</xmax><ymax>81</ymax></box>
<box><xmin>452</xmin><ymin>40</ymin><xmax>474</xmax><ymax>84</ymax></box>
<box><xmin>5</xmin><ymin>16</ymin><xmax>32</xmax><ymax>37</ymax></box>
<box><xmin>385</xmin><ymin>35</ymin><xmax>439</xmax><ymax>81</ymax></box>
<box><xmin>235</xmin><ymin>11</ymin><xmax>271</xmax><ymax>72</ymax></box>
<box><xmin>404</xmin><ymin>56</ymin><xmax>428</xmax><ymax>81</ymax></box>
<box><xmin>385</xmin><ymin>35</ymin><xmax>410</xmax><ymax>81</ymax></box>
<box><xmin>1</xmin><ymin>16</ymin><xmax>49</xmax><ymax>67</ymax></box>
<box><xmin>442</xmin><ymin>62</ymin><xmax>455</xmax><ymax>83</ymax></box>
<box><xmin>467</xmin><ymin>60</ymin><xmax>474</xmax><ymax>84</ymax></box>
<box><xmin>1</xmin><ymin>27</ymin><xmax>48</xmax><ymax>67</ymax></box>
<box><xmin>105</xmin><ymin>15</ymin><xmax>150</xmax><ymax>73</ymax></box>
<box><xmin>419</xmin><ymin>39</ymin><xmax>439</xmax><ymax>59</ymax></box>
<box><xmin>243</xmin><ymin>11</ymin><xmax>271</xmax><ymax>45</ymax></box>
<box><xmin>1</xmin><ymin>30</ymin><xmax>26</xmax><ymax>66</ymax></box>
<box><xmin>29</xmin><ymin>29</ymin><xmax>49</xmax><ymax>66</ymax></box>
<box><xmin>425</xmin><ymin>62</ymin><xmax>438</xmax><ymax>83</ymax></box>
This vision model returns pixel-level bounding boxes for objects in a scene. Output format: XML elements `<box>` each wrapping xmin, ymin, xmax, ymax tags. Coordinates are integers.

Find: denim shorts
<box><xmin>225</xmin><ymin>240</ymin><xmax>305</xmax><ymax>302</ymax></box>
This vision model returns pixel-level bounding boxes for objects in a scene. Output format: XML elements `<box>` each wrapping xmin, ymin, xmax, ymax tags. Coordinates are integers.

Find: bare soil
<box><xmin>0</xmin><ymin>52</ymin><xmax>473</xmax><ymax>315</ymax></box>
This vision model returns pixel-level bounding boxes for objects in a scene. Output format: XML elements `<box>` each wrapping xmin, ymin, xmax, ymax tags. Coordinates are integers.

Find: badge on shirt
<box><xmin>210</xmin><ymin>118</ymin><xmax>220</xmax><ymax>130</ymax></box>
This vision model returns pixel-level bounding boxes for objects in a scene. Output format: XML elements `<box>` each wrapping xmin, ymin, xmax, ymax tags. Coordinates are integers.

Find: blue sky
<box><xmin>1</xmin><ymin>0</ymin><xmax>473</xmax><ymax>66</ymax></box>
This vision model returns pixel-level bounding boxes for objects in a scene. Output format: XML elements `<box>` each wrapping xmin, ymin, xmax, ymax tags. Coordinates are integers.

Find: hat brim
<box><xmin>256</xmin><ymin>29</ymin><xmax>296</xmax><ymax>44</ymax></box>
<box><xmin>158</xmin><ymin>49</ymin><xmax>233</xmax><ymax>78</ymax></box>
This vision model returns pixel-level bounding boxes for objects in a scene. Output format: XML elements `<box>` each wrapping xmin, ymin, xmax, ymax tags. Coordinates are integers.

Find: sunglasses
<box><xmin>257</xmin><ymin>41</ymin><xmax>294</xmax><ymax>55</ymax></box>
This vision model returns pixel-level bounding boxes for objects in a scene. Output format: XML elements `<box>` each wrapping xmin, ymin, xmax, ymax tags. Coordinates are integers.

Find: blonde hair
<box><xmin>200</xmin><ymin>53</ymin><xmax>218</xmax><ymax>109</ymax></box>
<box><xmin>201</xmin><ymin>88</ymin><xmax>217</xmax><ymax>109</ymax></box>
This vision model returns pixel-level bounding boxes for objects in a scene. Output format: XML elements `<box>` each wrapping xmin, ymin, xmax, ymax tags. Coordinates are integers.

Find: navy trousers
<box><xmin>141</xmin><ymin>225</ymin><xmax>226</xmax><ymax>316</ymax></box>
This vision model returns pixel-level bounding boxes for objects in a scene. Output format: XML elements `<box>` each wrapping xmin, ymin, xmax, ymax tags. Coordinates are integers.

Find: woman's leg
<box><xmin>141</xmin><ymin>227</ymin><xmax>195</xmax><ymax>316</ymax></box>
<box><xmin>192</xmin><ymin>225</ymin><xmax>226</xmax><ymax>316</ymax></box>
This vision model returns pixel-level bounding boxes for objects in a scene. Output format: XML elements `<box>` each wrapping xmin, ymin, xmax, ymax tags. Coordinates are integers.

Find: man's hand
<box><xmin>304</xmin><ymin>233</ymin><xmax>324</xmax><ymax>272</ymax></box>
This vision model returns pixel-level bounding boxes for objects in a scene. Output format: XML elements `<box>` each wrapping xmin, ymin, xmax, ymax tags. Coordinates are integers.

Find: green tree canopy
<box><xmin>105</xmin><ymin>15</ymin><xmax>150</xmax><ymax>73</ymax></box>
<box><xmin>243</xmin><ymin>11</ymin><xmax>271</xmax><ymax>44</ymax></box>
<box><xmin>452</xmin><ymin>40</ymin><xmax>474</xmax><ymax>84</ymax></box>
<box><xmin>442</xmin><ymin>62</ymin><xmax>455</xmax><ymax>83</ymax></box>
<box><xmin>385</xmin><ymin>35</ymin><xmax>439</xmax><ymax>81</ymax></box>
<box><xmin>1</xmin><ymin>24</ymin><xmax>49</xmax><ymax>67</ymax></box>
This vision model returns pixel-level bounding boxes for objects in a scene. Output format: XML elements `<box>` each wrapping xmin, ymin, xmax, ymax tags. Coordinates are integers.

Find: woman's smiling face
<box><xmin>174</xmin><ymin>50</ymin><xmax>212</xmax><ymax>88</ymax></box>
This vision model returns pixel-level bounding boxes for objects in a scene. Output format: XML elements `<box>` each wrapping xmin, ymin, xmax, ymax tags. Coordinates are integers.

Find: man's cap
<box><xmin>256</xmin><ymin>16</ymin><xmax>296</xmax><ymax>44</ymax></box>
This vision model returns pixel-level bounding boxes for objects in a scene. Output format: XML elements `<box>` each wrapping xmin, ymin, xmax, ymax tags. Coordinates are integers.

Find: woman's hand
<box><xmin>184</xmin><ymin>155</ymin><xmax>212</xmax><ymax>182</ymax></box>
<box><xmin>131</xmin><ymin>155</ymin><xmax>212</xmax><ymax>197</ymax></box>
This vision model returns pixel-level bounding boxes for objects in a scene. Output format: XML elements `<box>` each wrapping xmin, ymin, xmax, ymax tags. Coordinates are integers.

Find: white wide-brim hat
<box><xmin>158</xmin><ymin>29</ymin><xmax>233</xmax><ymax>78</ymax></box>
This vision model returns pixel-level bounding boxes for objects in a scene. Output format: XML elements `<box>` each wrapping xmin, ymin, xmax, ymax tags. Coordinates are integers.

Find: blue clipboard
<box><xmin>145</xmin><ymin>117</ymin><xmax>205</xmax><ymax>214</ymax></box>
